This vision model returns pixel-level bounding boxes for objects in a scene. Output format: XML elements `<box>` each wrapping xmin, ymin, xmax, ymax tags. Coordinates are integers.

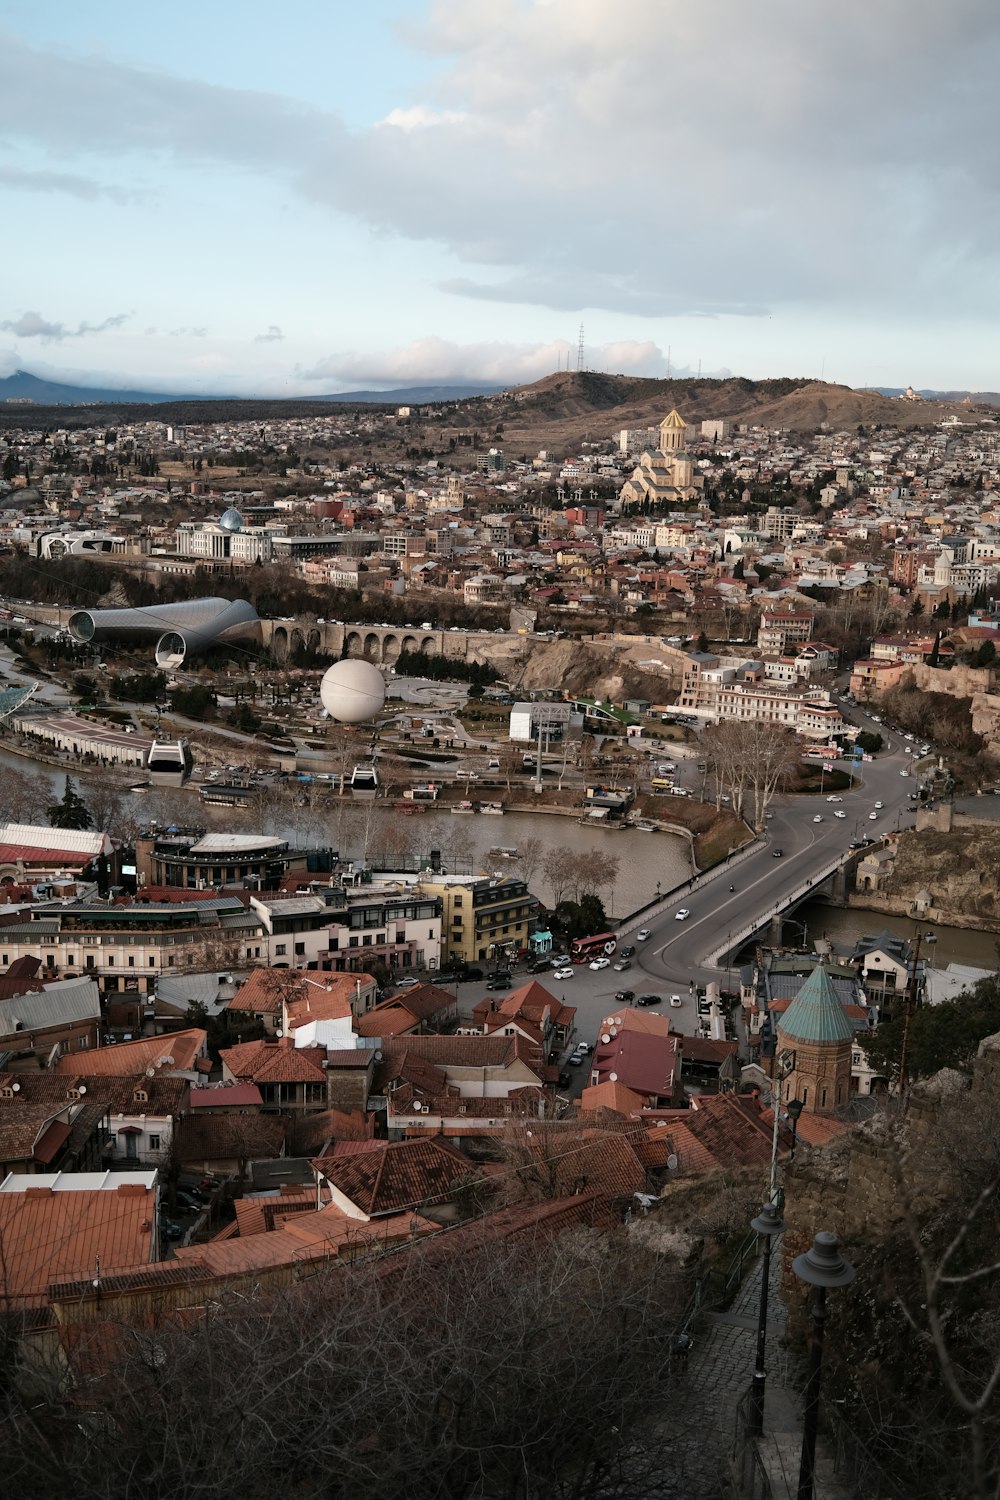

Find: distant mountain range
<box><xmin>873</xmin><ymin>386</ymin><xmax>1000</xmax><ymax>406</ymax></box>
<box><xmin>0</xmin><ymin>369</ymin><xmax>505</xmax><ymax>407</ymax></box>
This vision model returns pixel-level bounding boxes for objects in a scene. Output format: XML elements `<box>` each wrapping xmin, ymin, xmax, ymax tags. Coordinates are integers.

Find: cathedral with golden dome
<box><xmin>619</xmin><ymin>409</ymin><xmax>703</xmax><ymax>509</ymax></box>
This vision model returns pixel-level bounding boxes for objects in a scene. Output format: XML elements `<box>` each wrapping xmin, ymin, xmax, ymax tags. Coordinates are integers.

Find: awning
<box><xmin>116</xmin><ymin>1124</ymin><xmax>143</xmax><ymax>1134</ymax></box>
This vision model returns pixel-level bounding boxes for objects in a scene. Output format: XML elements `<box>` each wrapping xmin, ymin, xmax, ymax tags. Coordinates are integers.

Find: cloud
<box><xmin>0</xmin><ymin>309</ymin><xmax>130</xmax><ymax>341</ymax></box>
<box><xmin>168</xmin><ymin>326</ymin><xmax>208</xmax><ymax>338</ymax></box>
<box><xmin>0</xmin><ymin>163</ymin><xmax>145</xmax><ymax>204</ymax></box>
<box><xmin>296</xmin><ymin>335</ymin><xmax>669</xmax><ymax>387</ymax></box>
<box><xmin>254</xmin><ymin>324</ymin><xmax>285</xmax><ymax>343</ymax></box>
<box><xmin>3</xmin><ymin>6</ymin><xmax>1000</xmax><ymax>323</ymax></box>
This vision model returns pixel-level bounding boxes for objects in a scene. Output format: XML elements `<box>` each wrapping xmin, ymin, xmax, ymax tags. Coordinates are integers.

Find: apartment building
<box><xmin>417</xmin><ymin>876</ymin><xmax>539</xmax><ymax>966</ymax></box>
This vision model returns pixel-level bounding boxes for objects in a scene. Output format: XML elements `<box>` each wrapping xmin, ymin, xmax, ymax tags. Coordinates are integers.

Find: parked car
<box><xmin>636</xmin><ymin>929</ymin><xmax>651</xmax><ymax>942</ymax></box>
<box><xmin>528</xmin><ymin>959</ymin><xmax>552</xmax><ymax>974</ymax></box>
<box><xmin>576</xmin><ymin>1041</ymin><xmax>591</xmax><ymax>1054</ymax></box>
<box><xmin>486</xmin><ymin>974</ymin><xmax>510</xmax><ymax>990</ymax></box>
<box><xmin>569</xmin><ymin>1051</ymin><xmax>585</xmax><ymax>1066</ymax></box>
<box><xmin>675</xmin><ymin>908</ymin><xmax>691</xmax><ymax>921</ymax></box>
<box><xmin>589</xmin><ymin>956</ymin><xmax>611</xmax><ymax>971</ymax></box>
<box><xmin>162</xmin><ymin>1219</ymin><xmax>183</xmax><ymax>1241</ymax></box>
<box><xmin>614</xmin><ymin>989</ymin><xmax>635</xmax><ymax>1004</ymax></box>
<box><xmin>557</xmin><ymin>1070</ymin><xmax>572</xmax><ymax>1088</ymax></box>
<box><xmin>636</xmin><ymin>994</ymin><xmax>662</xmax><ymax>1007</ymax></box>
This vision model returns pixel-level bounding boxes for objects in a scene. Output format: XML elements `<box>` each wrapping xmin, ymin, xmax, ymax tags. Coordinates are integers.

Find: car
<box><xmin>612</xmin><ymin>958</ymin><xmax>632</xmax><ymax>971</ymax></box>
<box><xmin>874</xmin><ymin>801</ymin><xmax>883</xmax><ymax>809</ymax></box>
<box><xmin>812</xmin><ymin>814</ymin><xmax>823</xmax><ymax>823</ymax></box>
<box><xmin>528</xmin><ymin>959</ymin><xmax>552</xmax><ymax>974</ymax></box>
<box><xmin>834</xmin><ymin>810</ymin><xmax>846</xmax><ymax>818</ymax></box>
<box><xmin>549</xmin><ymin>954</ymin><xmax>570</xmax><ymax>968</ymax></box>
<box><xmin>636</xmin><ymin>994</ymin><xmax>662</xmax><ymax>1007</ymax></box>
<box><xmin>589</xmin><ymin>956</ymin><xmax>611</xmax><ymax>971</ymax></box>
<box><xmin>869</xmin><ymin>811</ymin><xmax>878</xmax><ymax>820</ymax></box>
<box><xmin>614</xmin><ymin>989</ymin><xmax>635</xmax><ymax>1004</ymax></box>
<box><xmin>619</xmin><ymin>945</ymin><xmax>636</xmax><ymax>958</ymax></box>
<box><xmin>675</xmin><ymin>908</ymin><xmax>691</xmax><ymax>921</ymax></box>
<box><xmin>772</xmin><ymin>848</ymin><xmax>783</xmax><ymax>857</ymax></box>
<box><xmin>826</xmin><ymin>795</ymin><xmax>842</xmax><ymax>803</ymax></box>
<box><xmin>569</xmin><ymin>1051</ymin><xmax>585</xmax><ymax>1066</ymax></box>
<box><xmin>900</xmin><ymin>769</ymin><xmax>909</xmax><ymax>777</ymax></box>
<box><xmin>557</xmin><ymin>1070</ymin><xmax>573</xmax><ymax>1088</ymax></box>
<box><xmin>486</xmin><ymin>974</ymin><xmax>510</xmax><ymax>990</ymax></box>
<box><xmin>576</xmin><ymin>1041</ymin><xmax>591</xmax><ymax>1054</ymax></box>
<box><xmin>669</xmin><ymin>994</ymin><xmax>683</xmax><ymax>1007</ymax></box>
<box><xmin>553</xmin><ymin>967</ymin><xmax>574</xmax><ymax>980</ymax></box>
<box><xmin>162</xmin><ymin>1219</ymin><xmax>183</xmax><ymax>1241</ymax></box>
<box><xmin>636</xmin><ymin>929</ymin><xmax>651</xmax><ymax>942</ymax></box>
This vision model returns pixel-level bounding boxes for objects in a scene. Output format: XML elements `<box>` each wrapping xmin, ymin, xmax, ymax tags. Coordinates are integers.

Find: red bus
<box><xmin>570</xmin><ymin>932</ymin><xmax>617</xmax><ymax>964</ymax></box>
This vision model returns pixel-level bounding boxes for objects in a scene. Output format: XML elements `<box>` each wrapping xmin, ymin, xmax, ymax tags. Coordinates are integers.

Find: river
<box><xmin>791</xmin><ymin>900</ymin><xmax>1000</xmax><ymax>971</ymax></box>
<box><xmin>0</xmin><ymin>741</ymin><xmax>692</xmax><ymax>916</ymax></box>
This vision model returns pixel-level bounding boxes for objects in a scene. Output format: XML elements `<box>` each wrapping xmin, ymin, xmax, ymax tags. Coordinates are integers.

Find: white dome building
<box><xmin>320</xmin><ymin>659</ymin><xmax>386</xmax><ymax>724</ymax></box>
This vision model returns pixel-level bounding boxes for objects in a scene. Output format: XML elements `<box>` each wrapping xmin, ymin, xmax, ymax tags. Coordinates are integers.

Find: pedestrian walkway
<box><xmin>682</xmin><ymin>1245</ymin><xmax>856</xmax><ymax>1500</ymax></box>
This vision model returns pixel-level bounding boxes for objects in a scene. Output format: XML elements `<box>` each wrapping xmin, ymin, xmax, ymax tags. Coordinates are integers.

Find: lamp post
<box><xmin>792</xmin><ymin>1232</ymin><xmax>856</xmax><ymax>1500</ymax></box>
<box><xmin>898</xmin><ymin>926</ymin><xmax>936</xmax><ymax>1095</ymax></box>
<box><xmin>749</xmin><ymin>1198</ymin><xmax>786</xmax><ymax>1435</ymax></box>
<box><xmin>787</xmin><ymin>1097</ymin><xmax>804</xmax><ymax>1159</ymax></box>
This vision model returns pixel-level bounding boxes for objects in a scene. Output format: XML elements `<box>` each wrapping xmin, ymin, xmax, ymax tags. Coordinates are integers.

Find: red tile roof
<box><xmin>53</xmin><ymin>1029</ymin><xmax>206</xmax><ymax>1077</ymax></box>
<box><xmin>318</xmin><ymin>1138</ymin><xmax>473</xmax><ymax>1218</ymax></box>
<box><xmin>221</xmin><ymin>1038</ymin><xmax>327</xmax><ymax>1085</ymax></box>
<box><xmin>0</xmin><ymin>1184</ymin><xmax>156</xmax><ymax>1307</ymax></box>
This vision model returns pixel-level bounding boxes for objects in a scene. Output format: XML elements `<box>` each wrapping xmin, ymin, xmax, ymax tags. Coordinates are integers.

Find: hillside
<box><xmin>462</xmin><ymin>372</ymin><xmax>985</xmax><ymax>453</ymax></box>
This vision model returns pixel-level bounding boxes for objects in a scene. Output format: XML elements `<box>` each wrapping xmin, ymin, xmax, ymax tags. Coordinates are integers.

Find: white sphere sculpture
<box><xmin>319</xmin><ymin>659</ymin><xmax>386</xmax><ymax>724</ymax></box>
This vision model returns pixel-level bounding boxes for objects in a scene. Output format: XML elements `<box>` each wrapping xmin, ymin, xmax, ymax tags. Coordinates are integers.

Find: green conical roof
<box><xmin>777</xmin><ymin>964</ymin><xmax>854</xmax><ymax>1044</ymax></box>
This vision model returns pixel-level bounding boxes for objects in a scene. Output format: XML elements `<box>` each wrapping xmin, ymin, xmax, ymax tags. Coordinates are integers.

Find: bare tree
<box><xmin>542</xmin><ymin>845</ymin><xmax>578</xmax><ymax>906</ymax></box>
<box><xmin>0</xmin><ymin>765</ymin><xmax>52</xmax><ymax>826</ymax></box>
<box><xmin>512</xmin><ymin>834</ymin><xmax>545</xmax><ymax>888</ymax></box>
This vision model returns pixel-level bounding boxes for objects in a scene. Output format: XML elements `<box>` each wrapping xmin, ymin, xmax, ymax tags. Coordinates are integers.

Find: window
<box><xmin>802</xmin><ymin>1088</ymin><xmax>809</xmax><ymax>1106</ymax></box>
<box><xmin>275</xmin><ymin>944</ymin><xmax>287</xmax><ymax>957</ymax></box>
<box><xmin>821</xmin><ymin>1087</ymin><xmax>827</xmax><ymax>1107</ymax></box>
<box><xmin>107</xmin><ymin>956</ymin><xmax>115</xmax><ymax>967</ymax></box>
<box><xmin>86</xmin><ymin>956</ymin><xmax>95</xmax><ymax>970</ymax></box>
<box><xmin>46</xmin><ymin>954</ymin><xmax>55</xmax><ymax>968</ymax></box>
<box><xmin>149</xmin><ymin>957</ymin><xmax>155</xmax><ymax>967</ymax></box>
<box><xmin>149</xmin><ymin>1134</ymin><xmax>161</xmax><ymax>1151</ymax></box>
<box><xmin>128</xmin><ymin>956</ymin><xmax>135</xmax><ymax>968</ymax></box>
<box><xmin>453</xmin><ymin>897</ymin><xmax>463</xmax><ymax>908</ymax></box>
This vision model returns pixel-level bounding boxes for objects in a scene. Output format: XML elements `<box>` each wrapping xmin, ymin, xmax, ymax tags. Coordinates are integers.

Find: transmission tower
<box><xmin>577</xmin><ymin>323</ymin><xmax>585</xmax><ymax>372</ymax></box>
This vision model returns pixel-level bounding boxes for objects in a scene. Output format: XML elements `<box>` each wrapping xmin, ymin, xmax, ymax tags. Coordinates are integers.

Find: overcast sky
<box><xmin>0</xmin><ymin>0</ymin><xmax>996</xmax><ymax>396</ymax></box>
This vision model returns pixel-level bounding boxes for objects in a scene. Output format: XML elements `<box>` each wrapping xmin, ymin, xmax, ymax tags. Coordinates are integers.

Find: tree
<box><xmin>0</xmin><ymin>766</ymin><xmax>52</xmax><ymax>826</ymax></box>
<box><xmin>859</xmin><ymin>973</ymin><xmax>1000</xmax><ymax>1086</ymax></box>
<box><xmin>47</xmin><ymin>776</ymin><xmax>93</xmax><ymax>831</ymax></box>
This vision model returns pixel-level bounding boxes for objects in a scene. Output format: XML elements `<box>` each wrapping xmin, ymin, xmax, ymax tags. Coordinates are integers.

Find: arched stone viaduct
<box><xmin>260</xmin><ymin>619</ymin><xmax>516</xmax><ymax>667</ymax></box>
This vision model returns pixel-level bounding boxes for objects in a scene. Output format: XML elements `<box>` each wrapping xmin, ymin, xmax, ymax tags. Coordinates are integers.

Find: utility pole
<box><xmin>898</xmin><ymin>926</ymin><xmax>936</xmax><ymax>1094</ymax></box>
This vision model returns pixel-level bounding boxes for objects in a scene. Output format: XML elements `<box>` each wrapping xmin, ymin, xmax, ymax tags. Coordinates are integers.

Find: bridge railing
<box><xmin>702</xmin><ymin>849</ymin><xmax>857</xmax><ymax>967</ymax></box>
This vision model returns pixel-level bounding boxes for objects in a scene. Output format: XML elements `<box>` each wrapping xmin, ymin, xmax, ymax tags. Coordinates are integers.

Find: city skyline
<box><xmin>1</xmin><ymin>0</ymin><xmax>997</xmax><ymax>396</ymax></box>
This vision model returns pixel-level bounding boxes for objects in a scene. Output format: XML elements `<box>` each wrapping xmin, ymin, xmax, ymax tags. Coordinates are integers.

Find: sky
<box><xmin>0</xmin><ymin>0</ymin><xmax>997</xmax><ymax>397</ymax></box>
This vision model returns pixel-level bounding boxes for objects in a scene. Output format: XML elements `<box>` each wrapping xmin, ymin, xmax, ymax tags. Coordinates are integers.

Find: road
<box><xmin>526</xmin><ymin>706</ymin><xmax>924</xmax><ymax>1049</ymax></box>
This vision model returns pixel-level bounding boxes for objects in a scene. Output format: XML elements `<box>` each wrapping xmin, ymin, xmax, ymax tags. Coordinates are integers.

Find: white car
<box><xmin>812</xmin><ymin>814</ymin><xmax>823</xmax><ymax>823</ymax></box>
<box><xmin>637</xmin><ymin>928</ymin><xmax>652</xmax><ymax>941</ymax></box>
<box><xmin>553</xmin><ymin>967</ymin><xmax>574</xmax><ymax>980</ymax></box>
<box><xmin>869</xmin><ymin>811</ymin><xmax>878</xmax><ymax>820</ymax></box>
<box><xmin>675</xmin><ymin>908</ymin><xmax>691</xmax><ymax>921</ymax></box>
<box><xmin>669</xmin><ymin>994</ymin><xmax>683</xmax><ymax>1008</ymax></box>
<box><xmin>874</xmin><ymin>801</ymin><xmax>883</xmax><ymax>809</ymax></box>
<box><xmin>834</xmin><ymin>810</ymin><xmax>846</xmax><ymax>818</ymax></box>
<box><xmin>589</xmin><ymin>957</ymin><xmax>611</xmax><ymax>971</ymax></box>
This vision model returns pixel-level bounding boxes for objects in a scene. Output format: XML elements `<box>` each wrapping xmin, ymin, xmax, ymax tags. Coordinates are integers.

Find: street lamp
<box><xmin>749</xmin><ymin>1198</ymin><xmax>786</xmax><ymax>1435</ymax></box>
<box><xmin>787</xmin><ymin>1097</ymin><xmax>804</xmax><ymax>1159</ymax></box>
<box><xmin>792</xmin><ymin>1231</ymin><xmax>856</xmax><ymax>1500</ymax></box>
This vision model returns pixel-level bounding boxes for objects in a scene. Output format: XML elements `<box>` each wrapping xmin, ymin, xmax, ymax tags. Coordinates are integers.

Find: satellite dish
<box><xmin>77</xmin><ymin>1084</ymin><xmax>87</xmax><ymax>1095</ymax></box>
<box><xmin>374</xmin><ymin>1049</ymin><xmax>383</xmax><ymax>1061</ymax></box>
<box><xmin>609</xmin><ymin>1027</ymin><xmax>618</xmax><ymax>1038</ymax></box>
<box><xmin>667</xmin><ymin>1153</ymin><xmax>679</xmax><ymax>1170</ymax></box>
<box><xmin>613</xmin><ymin>1016</ymin><xmax>623</xmax><ymax>1026</ymax></box>
<box><xmin>145</xmin><ymin>1067</ymin><xmax>155</xmax><ymax>1078</ymax></box>
<box><xmin>11</xmin><ymin>1081</ymin><xmax>19</xmax><ymax>1092</ymax></box>
<box><xmin>609</xmin><ymin>1072</ymin><xmax>618</xmax><ymax>1082</ymax></box>
<box><xmin>275</xmin><ymin>1030</ymin><xmax>283</xmax><ymax>1038</ymax></box>
<box><xmin>601</xmin><ymin>1033</ymin><xmax>611</xmax><ymax>1044</ymax></box>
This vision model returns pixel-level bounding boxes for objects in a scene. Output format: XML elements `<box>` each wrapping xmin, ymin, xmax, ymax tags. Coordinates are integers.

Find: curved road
<box><xmin>630</xmin><ymin>710</ymin><xmax>925</xmax><ymax>1017</ymax></box>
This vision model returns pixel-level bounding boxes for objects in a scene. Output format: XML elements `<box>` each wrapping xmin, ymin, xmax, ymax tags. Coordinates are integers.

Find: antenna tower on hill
<box><xmin>577</xmin><ymin>323</ymin><xmax>585</xmax><ymax>372</ymax></box>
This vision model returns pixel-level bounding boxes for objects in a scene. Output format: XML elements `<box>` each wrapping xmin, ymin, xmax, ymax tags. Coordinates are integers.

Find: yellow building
<box><xmin>418</xmin><ymin>875</ymin><xmax>540</xmax><ymax>966</ymax></box>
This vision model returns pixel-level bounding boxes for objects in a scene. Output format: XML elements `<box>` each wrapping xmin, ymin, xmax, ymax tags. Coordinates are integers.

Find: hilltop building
<box><xmin>619</xmin><ymin>411</ymin><xmax>702</xmax><ymax>509</ymax></box>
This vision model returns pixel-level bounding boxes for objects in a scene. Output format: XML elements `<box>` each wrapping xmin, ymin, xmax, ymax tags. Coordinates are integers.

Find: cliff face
<box><xmin>878</xmin><ymin>825</ymin><xmax>1000</xmax><ymax>924</ymax></box>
